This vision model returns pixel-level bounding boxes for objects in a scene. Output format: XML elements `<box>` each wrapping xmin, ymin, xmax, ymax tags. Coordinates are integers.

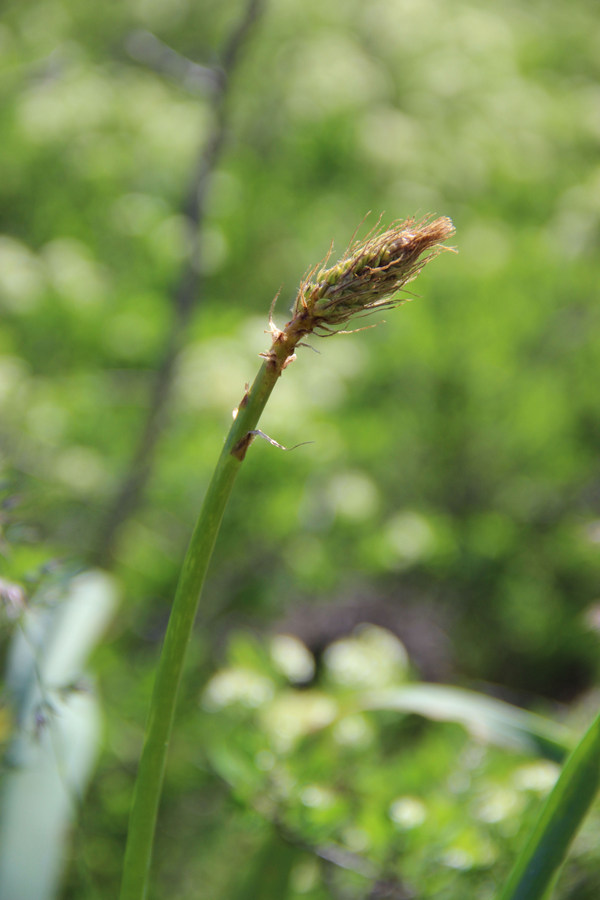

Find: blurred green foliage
<box><xmin>1</xmin><ymin>0</ymin><xmax>600</xmax><ymax>896</ymax></box>
<box><xmin>194</xmin><ymin>626</ymin><xmax>600</xmax><ymax>900</ymax></box>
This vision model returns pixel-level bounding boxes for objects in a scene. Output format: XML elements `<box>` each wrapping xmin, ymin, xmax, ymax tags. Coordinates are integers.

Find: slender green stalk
<box><xmin>497</xmin><ymin>706</ymin><xmax>600</xmax><ymax>900</ymax></box>
<box><xmin>119</xmin><ymin>217</ymin><xmax>455</xmax><ymax>900</ymax></box>
<box><xmin>119</xmin><ymin>359</ymin><xmax>282</xmax><ymax>900</ymax></box>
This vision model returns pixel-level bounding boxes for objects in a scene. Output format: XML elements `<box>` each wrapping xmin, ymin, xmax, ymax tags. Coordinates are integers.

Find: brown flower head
<box><xmin>290</xmin><ymin>216</ymin><xmax>455</xmax><ymax>335</ymax></box>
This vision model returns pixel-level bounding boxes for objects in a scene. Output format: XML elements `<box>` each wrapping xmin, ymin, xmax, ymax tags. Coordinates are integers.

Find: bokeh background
<box><xmin>1</xmin><ymin>0</ymin><xmax>599</xmax><ymax>897</ymax></box>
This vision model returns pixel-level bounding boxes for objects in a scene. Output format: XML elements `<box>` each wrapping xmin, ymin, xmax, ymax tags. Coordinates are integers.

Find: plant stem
<box><xmin>119</xmin><ymin>217</ymin><xmax>455</xmax><ymax>899</ymax></box>
<box><xmin>120</xmin><ymin>344</ymin><xmax>292</xmax><ymax>900</ymax></box>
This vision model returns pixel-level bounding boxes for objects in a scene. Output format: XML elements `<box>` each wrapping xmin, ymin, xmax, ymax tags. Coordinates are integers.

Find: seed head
<box><xmin>291</xmin><ymin>216</ymin><xmax>455</xmax><ymax>334</ymax></box>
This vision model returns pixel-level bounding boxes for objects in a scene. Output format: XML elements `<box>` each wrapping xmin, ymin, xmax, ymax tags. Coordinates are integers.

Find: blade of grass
<box><xmin>359</xmin><ymin>685</ymin><xmax>573</xmax><ymax>762</ymax></box>
<box><xmin>496</xmin><ymin>706</ymin><xmax>600</xmax><ymax>900</ymax></box>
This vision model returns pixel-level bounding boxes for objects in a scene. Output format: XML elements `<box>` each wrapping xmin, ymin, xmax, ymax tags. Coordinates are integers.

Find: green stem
<box><xmin>120</xmin><ymin>347</ymin><xmax>289</xmax><ymax>900</ymax></box>
<box><xmin>118</xmin><ymin>216</ymin><xmax>455</xmax><ymax>899</ymax></box>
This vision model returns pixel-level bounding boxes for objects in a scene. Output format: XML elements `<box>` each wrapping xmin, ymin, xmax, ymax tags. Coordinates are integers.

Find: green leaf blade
<box><xmin>497</xmin><ymin>708</ymin><xmax>600</xmax><ymax>900</ymax></box>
